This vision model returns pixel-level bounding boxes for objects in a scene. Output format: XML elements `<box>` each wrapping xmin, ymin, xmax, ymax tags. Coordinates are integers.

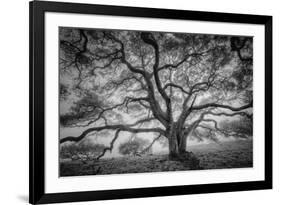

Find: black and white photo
<box><xmin>59</xmin><ymin>28</ymin><xmax>253</xmax><ymax>176</ymax></box>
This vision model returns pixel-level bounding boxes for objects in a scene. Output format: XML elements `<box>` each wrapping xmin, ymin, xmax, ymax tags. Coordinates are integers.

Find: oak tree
<box><xmin>59</xmin><ymin>28</ymin><xmax>253</xmax><ymax>159</ymax></box>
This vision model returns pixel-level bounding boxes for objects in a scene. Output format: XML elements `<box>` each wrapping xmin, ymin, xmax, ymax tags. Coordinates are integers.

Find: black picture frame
<box><xmin>29</xmin><ymin>1</ymin><xmax>272</xmax><ymax>204</ymax></box>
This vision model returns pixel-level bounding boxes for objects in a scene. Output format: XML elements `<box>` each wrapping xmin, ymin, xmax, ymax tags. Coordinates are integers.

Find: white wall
<box><xmin>0</xmin><ymin>0</ymin><xmax>279</xmax><ymax>204</ymax></box>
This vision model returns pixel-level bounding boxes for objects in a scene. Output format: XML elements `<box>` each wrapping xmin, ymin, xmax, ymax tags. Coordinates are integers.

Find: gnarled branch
<box><xmin>60</xmin><ymin>121</ymin><xmax>165</xmax><ymax>144</ymax></box>
<box><xmin>191</xmin><ymin>101</ymin><xmax>253</xmax><ymax>111</ymax></box>
<box><xmin>96</xmin><ymin>129</ymin><xmax>121</xmax><ymax>160</ymax></box>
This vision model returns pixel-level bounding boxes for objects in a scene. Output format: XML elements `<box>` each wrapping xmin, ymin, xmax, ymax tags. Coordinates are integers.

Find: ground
<box><xmin>60</xmin><ymin>139</ymin><xmax>253</xmax><ymax>177</ymax></box>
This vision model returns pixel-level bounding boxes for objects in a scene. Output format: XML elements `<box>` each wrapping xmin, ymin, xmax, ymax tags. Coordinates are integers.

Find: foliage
<box><xmin>118</xmin><ymin>137</ymin><xmax>149</xmax><ymax>156</ymax></box>
<box><xmin>59</xmin><ymin>83</ymin><xmax>70</xmax><ymax>100</ymax></box>
<box><xmin>220</xmin><ymin>117</ymin><xmax>253</xmax><ymax>138</ymax></box>
<box><xmin>60</xmin><ymin>91</ymin><xmax>104</xmax><ymax>126</ymax></box>
<box><xmin>60</xmin><ymin>142</ymin><xmax>106</xmax><ymax>161</ymax></box>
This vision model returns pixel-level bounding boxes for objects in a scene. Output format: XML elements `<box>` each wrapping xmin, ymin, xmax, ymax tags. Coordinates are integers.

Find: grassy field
<box><xmin>188</xmin><ymin>139</ymin><xmax>253</xmax><ymax>169</ymax></box>
<box><xmin>60</xmin><ymin>139</ymin><xmax>253</xmax><ymax>176</ymax></box>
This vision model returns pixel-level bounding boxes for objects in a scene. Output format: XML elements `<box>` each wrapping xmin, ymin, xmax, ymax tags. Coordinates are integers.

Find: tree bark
<box><xmin>167</xmin><ymin>122</ymin><xmax>188</xmax><ymax>159</ymax></box>
<box><xmin>179</xmin><ymin>135</ymin><xmax>187</xmax><ymax>154</ymax></box>
<box><xmin>168</xmin><ymin>134</ymin><xmax>180</xmax><ymax>159</ymax></box>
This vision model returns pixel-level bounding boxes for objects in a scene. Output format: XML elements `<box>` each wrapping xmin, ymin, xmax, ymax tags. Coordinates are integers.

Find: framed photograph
<box><xmin>29</xmin><ymin>0</ymin><xmax>272</xmax><ymax>204</ymax></box>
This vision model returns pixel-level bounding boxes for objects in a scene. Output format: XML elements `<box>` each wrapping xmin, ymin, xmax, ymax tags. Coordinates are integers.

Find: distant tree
<box><xmin>220</xmin><ymin>116</ymin><xmax>253</xmax><ymax>138</ymax></box>
<box><xmin>59</xmin><ymin>28</ymin><xmax>253</xmax><ymax>160</ymax></box>
<box><xmin>60</xmin><ymin>142</ymin><xmax>106</xmax><ymax>162</ymax></box>
<box><xmin>119</xmin><ymin>137</ymin><xmax>149</xmax><ymax>156</ymax></box>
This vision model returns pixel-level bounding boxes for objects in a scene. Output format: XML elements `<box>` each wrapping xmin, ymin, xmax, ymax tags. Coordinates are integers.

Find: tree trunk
<box><xmin>168</xmin><ymin>128</ymin><xmax>200</xmax><ymax>168</ymax></box>
<box><xmin>168</xmin><ymin>134</ymin><xmax>180</xmax><ymax>159</ymax></box>
<box><xmin>179</xmin><ymin>135</ymin><xmax>187</xmax><ymax>154</ymax></box>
